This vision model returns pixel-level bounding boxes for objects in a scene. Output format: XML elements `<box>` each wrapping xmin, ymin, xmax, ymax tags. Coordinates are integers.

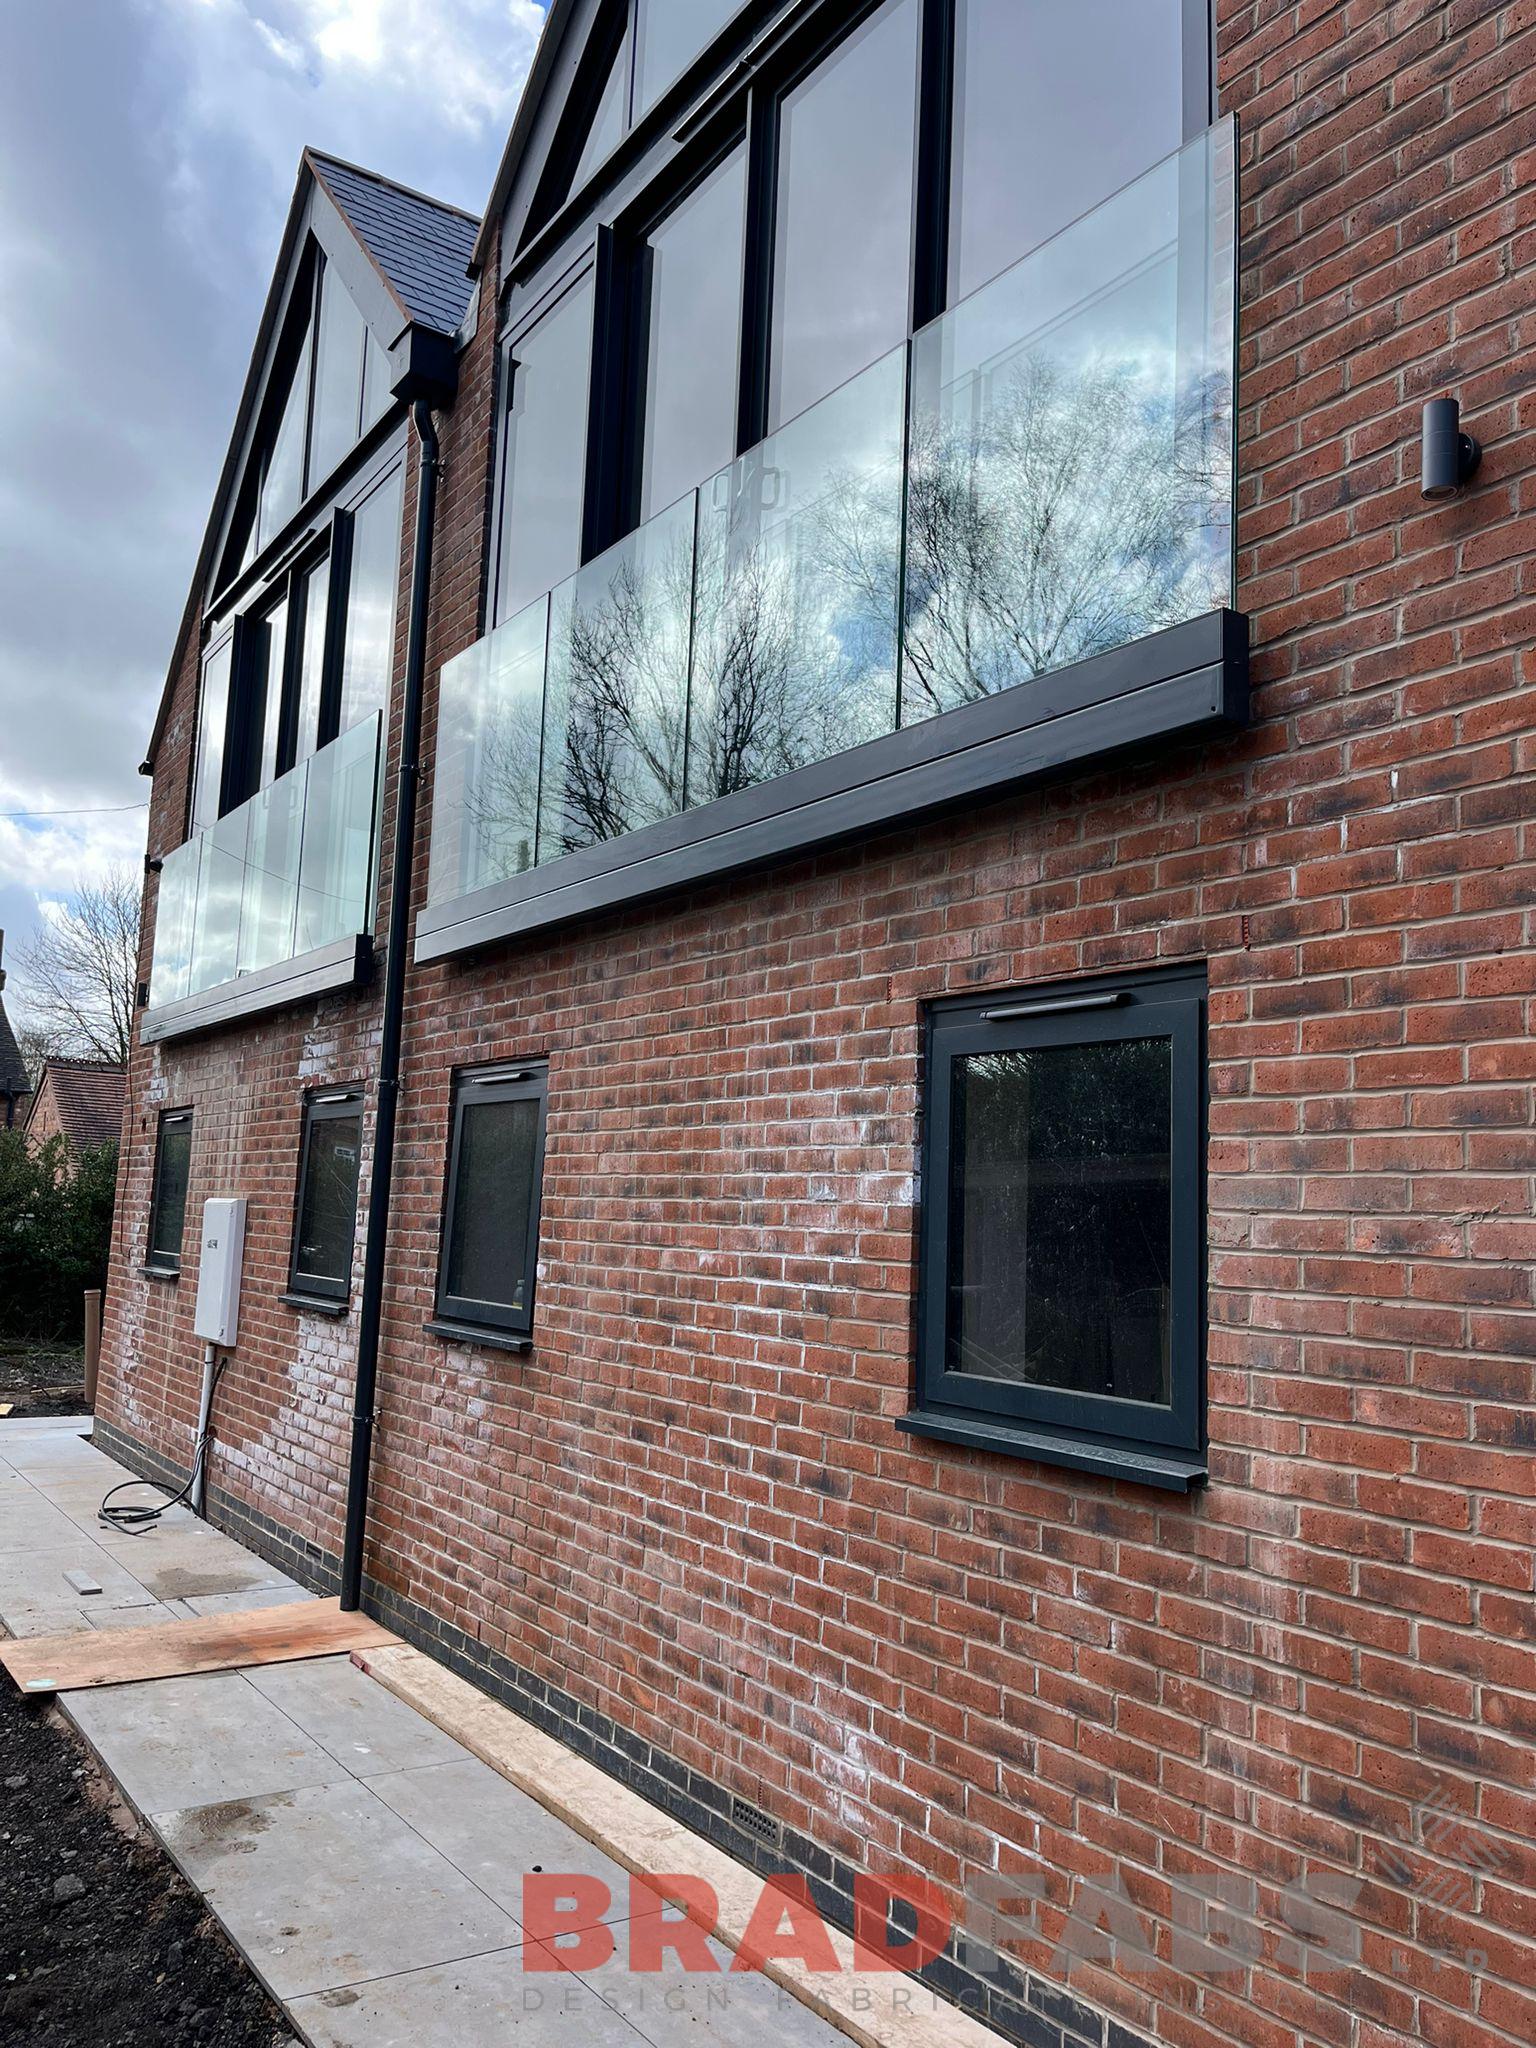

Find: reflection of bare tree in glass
<box><xmin>690</xmin><ymin>453</ymin><xmax>902</xmax><ymax>802</ymax></box>
<box><xmin>462</xmin><ymin>698</ymin><xmax>540</xmax><ymax>887</ymax></box>
<box><xmin>900</xmin><ymin>352</ymin><xmax>1231</xmax><ymax>719</ymax></box>
<box><xmin>543</xmin><ymin>528</ymin><xmax>693</xmax><ymax>856</ymax></box>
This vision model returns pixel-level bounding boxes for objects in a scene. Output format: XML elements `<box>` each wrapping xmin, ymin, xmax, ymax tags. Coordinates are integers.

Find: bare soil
<box><xmin>0</xmin><ymin>1342</ymin><xmax>87</xmax><ymax>1419</ymax></box>
<box><xmin>0</xmin><ymin>1675</ymin><xmax>296</xmax><ymax>2047</ymax></box>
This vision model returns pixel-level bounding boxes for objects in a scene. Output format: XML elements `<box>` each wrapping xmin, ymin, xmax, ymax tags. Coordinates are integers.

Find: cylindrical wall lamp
<box><xmin>1422</xmin><ymin>399</ymin><xmax>1482</xmax><ymax>498</ymax></box>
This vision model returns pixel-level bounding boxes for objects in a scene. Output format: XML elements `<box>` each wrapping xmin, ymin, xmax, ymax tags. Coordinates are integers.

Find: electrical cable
<box><xmin>97</xmin><ymin>1358</ymin><xmax>226</xmax><ymax>1534</ymax></box>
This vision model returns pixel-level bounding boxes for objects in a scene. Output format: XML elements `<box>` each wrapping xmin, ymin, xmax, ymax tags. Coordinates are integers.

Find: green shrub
<box><xmin>0</xmin><ymin>1129</ymin><xmax>118</xmax><ymax>1343</ymax></box>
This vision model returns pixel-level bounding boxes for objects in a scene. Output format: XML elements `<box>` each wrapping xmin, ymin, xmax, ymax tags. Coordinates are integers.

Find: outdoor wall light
<box><xmin>1421</xmin><ymin>398</ymin><xmax>1482</xmax><ymax>498</ymax></box>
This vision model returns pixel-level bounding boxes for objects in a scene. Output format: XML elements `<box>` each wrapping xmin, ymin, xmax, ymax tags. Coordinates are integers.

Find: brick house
<box><xmin>22</xmin><ymin>1059</ymin><xmax>127</xmax><ymax>1164</ymax></box>
<box><xmin>0</xmin><ymin>932</ymin><xmax>33</xmax><ymax>1129</ymax></box>
<box><xmin>101</xmin><ymin>6</ymin><xmax>1536</xmax><ymax>2047</ymax></box>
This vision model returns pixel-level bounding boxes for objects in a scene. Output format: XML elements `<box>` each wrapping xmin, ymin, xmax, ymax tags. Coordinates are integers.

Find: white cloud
<box><xmin>0</xmin><ymin>0</ymin><xmax>544</xmax><ymax>981</ymax></box>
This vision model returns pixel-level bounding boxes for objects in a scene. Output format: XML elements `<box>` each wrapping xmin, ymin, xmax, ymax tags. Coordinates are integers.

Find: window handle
<box><xmin>980</xmin><ymin>991</ymin><xmax>1127</xmax><ymax>1022</ymax></box>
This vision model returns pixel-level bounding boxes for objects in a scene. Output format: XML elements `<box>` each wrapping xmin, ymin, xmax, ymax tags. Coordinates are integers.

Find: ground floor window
<box><xmin>909</xmin><ymin>965</ymin><xmax>1205</xmax><ymax>1480</ymax></box>
<box><xmin>433</xmin><ymin>1063</ymin><xmax>548</xmax><ymax>1345</ymax></box>
<box><xmin>146</xmin><ymin>1109</ymin><xmax>194</xmax><ymax>1273</ymax></box>
<box><xmin>289</xmin><ymin>1089</ymin><xmax>364</xmax><ymax>1304</ymax></box>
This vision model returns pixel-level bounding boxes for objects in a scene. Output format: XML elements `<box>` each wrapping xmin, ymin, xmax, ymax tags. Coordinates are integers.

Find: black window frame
<box><xmin>146</xmin><ymin>1108</ymin><xmax>194</xmax><ymax>1276</ymax></box>
<box><xmin>904</xmin><ymin>964</ymin><xmax>1207</xmax><ymax>1490</ymax></box>
<box><xmin>432</xmin><ymin>1063</ymin><xmax>550</xmax><ymax>1347</ymax></box>
<box><xmin>287</xmin><ymin>1087</ymin><xmax>365</xmax><ymax>1306</ymax></box>
<box><xmin>550</xmin><ymin>0</ymin><xmax>1214</xmax><ymax>567</ymax></box>
<box><xmin>193</xmin><ymin>442</ymin><xmax>398</xmax><ymax>833</ymax></box>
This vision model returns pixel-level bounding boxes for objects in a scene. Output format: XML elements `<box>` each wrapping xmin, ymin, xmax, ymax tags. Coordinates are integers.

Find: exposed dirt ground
<box><xmin>0</xmin><ymin>1342</ymin><xmax>87</xmax><ymax>1418</ymax></box>
<box><xmin>0</xmin><ymin>1674</ymin><xmax>296</xmax><ymax>2048</ymax></box>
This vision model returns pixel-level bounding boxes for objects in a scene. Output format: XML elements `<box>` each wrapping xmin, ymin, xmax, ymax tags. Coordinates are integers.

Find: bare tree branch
<box><xmin>16</xmin><ymin>866</ymin><xmax>140</xmax><ymax>1067</ymax></box>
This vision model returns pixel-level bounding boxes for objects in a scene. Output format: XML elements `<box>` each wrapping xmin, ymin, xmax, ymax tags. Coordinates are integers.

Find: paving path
<box><xmin>0</xmin><ymin>1417</ymin><xmax>844</xmax><ymax>2048</ymax></box>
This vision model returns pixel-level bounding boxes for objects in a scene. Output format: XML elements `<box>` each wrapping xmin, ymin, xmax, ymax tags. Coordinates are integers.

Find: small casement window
<box><xmin>904</xmin><ymin>966</ymin><xmax>1206</xmax><ymax>1490</ymax></box>
<box><xmin>289</xmin><ymin>1089</ymin><xmax>364</xmax><ymax>1304</ymax></box>
<box><xmin>433</xmin><ymin>1064</ymin><xmax>549</xmax><ymax>1345</ymax></box>
<box><xmin>146</xmin><ymin>1109</ymin><xmax>194</xmax><ymax>1273</ymax></box>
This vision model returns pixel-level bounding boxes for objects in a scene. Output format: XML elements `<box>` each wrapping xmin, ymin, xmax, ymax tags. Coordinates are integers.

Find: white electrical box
<box><xmin>193</xmin><ymin>1197</ymin><xmax>247</xmax><ymax>1347</ymax></box>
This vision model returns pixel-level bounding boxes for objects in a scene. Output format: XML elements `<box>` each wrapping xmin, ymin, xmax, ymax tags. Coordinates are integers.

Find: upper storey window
<box><xmin>537</xmin><ymin>0</ymin><xmax>739</xmax><ymax>225</ymax></box>
<box><xmin>948</xmin><ymin>0</ymin><xmax>1187</xmax><ymax>301</ymax></box>
<box><xmin>498</xmin><ymin>0</ymin><xmax>1212</xmax><ymax>604</ymax></box>
<box><xmin>767</xmin><ymin>0</ymin><xmax>921</xmax><ymax>431</ymax></box>
<box><xmin>233</xmin><ymin>244</ymin><xmax>392</xmax><ymax>578</ymax></box>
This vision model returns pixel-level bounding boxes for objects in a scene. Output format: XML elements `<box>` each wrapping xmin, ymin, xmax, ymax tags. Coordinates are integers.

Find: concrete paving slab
<box><xmin>289</xmin><ymin>1945</ymin><xmax>645</xmax><ymax>2048</ymax></box>
<box><xmin>576</xmin><ymin>1937</ymin><xmax>848</xmax><ymax>2048</ymax></box>
<box><xmin>157</xmin><ymin>1777</ymin><xmax>523</xmax><ymax>2000</ymax></box>
<box><xmin>50</xmin><ymin>1490</ymin><xmax>197</xmax><ymax>1534</ymax></box>
<box><xmin>82</xmin><ymin>1600</ymin><xmax>187</xmax><ymax>1629</ymax></box>
<box><xmin>0</xmin><ymin>1604</ymin><xmax>98</xmax><ymax>1637</ymax></box>
<box><xmin>167</xmin><ymin>1585</ymin><xmax>316</xmax><ymax>1618</ymax></box>
<box><xmin>0</xmin><ymin>1494</ymin><xmax>84</xmax><ymax>1549</ymax></box>
<box><xmin>0</xmin><ymin>1540</ymin><xmax>161</xmax><ymax>1618</ymax></box>
<box><xmin>367</xmin><ymin>1757</ymin><xmax>662</xmax><ymax>1930</ymax></box>
<box><xmin>248</xmin><ymin>1656</ymin><xmax>465</xmax><ymax>1777</ymax></box>
<box><xmin>67</xmin><ymin>1670</ymin><xmax>352</xmax><ymax>1815</ymax></box>
<box><xmin>91</xmin><ymin>1525</ymin><xmax>296</xmax><ymax>1603</ymax></box>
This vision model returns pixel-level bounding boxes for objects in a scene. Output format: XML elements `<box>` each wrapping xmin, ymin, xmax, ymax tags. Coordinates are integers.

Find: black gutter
<box><xmin>340</xmin><ymin>397</ymin><xmax>439</xmax><ymax>1612</ymax></box>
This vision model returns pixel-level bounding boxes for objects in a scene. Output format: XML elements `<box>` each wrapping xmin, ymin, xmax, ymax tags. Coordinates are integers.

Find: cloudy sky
<box><xmin>0</xmin><ymin>0</ymin><xmax>544</xmax><ymax>1024</ymax></box>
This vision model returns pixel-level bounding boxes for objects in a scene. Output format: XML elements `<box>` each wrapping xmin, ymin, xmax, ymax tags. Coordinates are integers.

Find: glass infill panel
<box><xmin>189</xmin><ymin>807</ymin><xmax>248</xmax><ymax>995</ymax></box>
<box><xmin>689</xmin><ymin>346</ymin><xmax>906</xmax><ymax>805</ymax></box>
<box><xmin>237</xmin><ymin>764</ymin><xmax>307</xmax><ymax>976</ymax></box>
<box><xmin>901</xmin><ymin>120</ymin><xmax>1237</xmax><ymax>726</ymax></box>
<box><xmin>428</xmin><ymin>597</ymin><xmax>549</xmax><ymax>906</ymax></box>
<box><xmin>945</xmin><ymin>1035</ymin><xmax>1174</xmax><ymax>1405</ymax></box>
<box><xmin>296</xmin><ymin>714</ymin><xmax>380</xmax><ymax>955</ymax></box>
<box><xmin>151</xmin><ymin>838</ymin><xmax>201</xmax><ymax>1008</ymax></box>
<box><xmin>538</xmin><ymin>492</ymin><xmax>695</xmax><ymax>861</ymax></box>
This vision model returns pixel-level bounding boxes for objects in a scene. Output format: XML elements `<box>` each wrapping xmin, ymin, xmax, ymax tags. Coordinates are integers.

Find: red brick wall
<box><xmin>102</xmin><ymin>5</ymin><xmax>1536</xmax><ymax>2045</ymax></box>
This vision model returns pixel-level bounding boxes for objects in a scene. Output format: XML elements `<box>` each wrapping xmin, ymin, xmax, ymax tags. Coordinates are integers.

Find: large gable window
<box><xmin>948</xmin><ymin>0</ymin><xmax>1187</xmax><ymax>302</ymax></box>
<box><xmin>494</xmin><ymin>274</ymin><xmax>596</xmax><ymax>624</ymax></box>
<box><xmin>227</xmin><ymin>241</ymin><xmax>393</xmax><ymax>588</ymax></box>
<box><xmin>767</xmin><ymin>0</ymin><xmax>921</xmax><ymax>433</ymax></box>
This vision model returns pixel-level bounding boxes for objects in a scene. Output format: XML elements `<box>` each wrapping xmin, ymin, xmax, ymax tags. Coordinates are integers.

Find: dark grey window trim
<box><xmin>425</xmin><ymin>1318</ymin><xmax>535</xmax><ymax>1356</ymax></box>
<box><xmin>146</xmin><ymin>1108</ymin><xmax>194</xmax><ymax>1275</ymax></box>
<box><xmin>907</xmin><ymin>962</ymin><xmax>1207</xmax><ymax>1489</ymax></box>
<box><xmin>418</xmin><ymin>611</ymin><xmax>1247</xmax><ymax>963</ymax></box>
<box><xmin>287</xmin><ymin>1086</ymin><xmax>365</xmax><ymax>1306</ymax></box>
<box><xmin>433</xmin><ymin>1063</ymin><xmax>550</xmax><ymax>1342</ymax></box>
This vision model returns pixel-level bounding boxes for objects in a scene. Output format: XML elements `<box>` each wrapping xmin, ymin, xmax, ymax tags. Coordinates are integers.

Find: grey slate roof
<box><xmin>0</xmin><ymin>997</ymin><xmax>29</xmax><ymax>1102</ymax></box>
<box><xmin>308</xmin><ymin>152</ymin><xmax>478</xmax><ymax>335</ymax></box>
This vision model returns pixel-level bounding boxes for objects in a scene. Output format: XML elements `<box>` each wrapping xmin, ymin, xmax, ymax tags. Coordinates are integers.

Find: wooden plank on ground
<box><xmin>353</xmin><ymin>1641</ymin><xmax>1008</xmax><ymax>2048</ymax></box>
<box><xmin>1</xmin><ymin>1597</ymin><xmax>398</xmax><ymax>1694</ymax></box>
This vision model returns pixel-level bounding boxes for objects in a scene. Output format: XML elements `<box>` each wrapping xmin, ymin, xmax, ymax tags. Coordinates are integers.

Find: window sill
<box><xmin>896</xmin><ymin>1409</ymin><xmax>1207</xmax><ymax>1493</ymax></box>
<box><xmin>279</xmin><ymin>1291</ymin><xmax>349</xmax><ymax>1317</ymax></box>
<box><xmin>141</xmin><ymin>1264</ymin><xmax>180</xmax><ymax>1283</ymax></box>
<box><xmin>425</xmin><ymin>1318</ymin><xmax>532</xmax><ymax>1356</ymax></box>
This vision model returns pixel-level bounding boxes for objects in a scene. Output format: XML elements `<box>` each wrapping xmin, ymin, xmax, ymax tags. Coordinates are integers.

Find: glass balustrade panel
<box><xmin>537</xmin><ymin>493</ymin><xmax>696</xmax><ymax>862</ymax></box>
<box><xmin>688</xmin><ymin>346</ymin><xmax>906</xmax><ymax>806</ymax></box>
<box><xmin>427</xmin><ymin>598</ymin><xmax>549</xmax><ymax>905</ymax></box>
<box><xmin>901</xmin><ymin>121</ymin><xmax>1237</xmax><ymax>726</ymax></box>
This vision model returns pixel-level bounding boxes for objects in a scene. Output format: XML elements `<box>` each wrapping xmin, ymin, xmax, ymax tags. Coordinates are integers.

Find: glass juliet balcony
<box><xmin>145</xmin><ymin>714</ymin><xmax>381</xmax><ymax>1040</ymax></box>
<box><xmin>423</xmin><ymin>120</ymin><xmax>1241</xmax><ymax>957</ymax></box>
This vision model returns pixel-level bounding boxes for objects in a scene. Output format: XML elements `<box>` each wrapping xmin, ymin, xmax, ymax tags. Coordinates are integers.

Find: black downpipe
<box><xmin>340</xmin><ymin>398</ymin><xmax>439</xmax><ymax>1612</ymax></box>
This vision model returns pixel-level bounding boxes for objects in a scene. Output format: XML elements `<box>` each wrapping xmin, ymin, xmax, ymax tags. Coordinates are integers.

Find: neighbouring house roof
<box><xmin>0</xmin><ymin>1006</ymin><xmax>27</xmax><ymax>1103</ymax></box>
<box><xmin>308</xmin><ymin>151</ymin><xmax>479</xmax><ymax>334</ymax></box>
<box><xmin>142</xmin><ymin>151</ymin><xmax>481</xmax><ymax>777</ymax></box>
<box><xmin>0</xmin><ymin>936</ymin><xmax>29</xmax><ymax>1104</ymax></box>
<box><xmin>25</xmin><ymin>1061</ymin><xmax>126</xmax><ymax>1151</ymax></box>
